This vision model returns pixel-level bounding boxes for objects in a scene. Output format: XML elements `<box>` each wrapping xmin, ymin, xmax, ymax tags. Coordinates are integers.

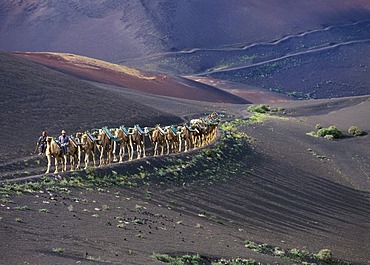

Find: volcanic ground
<box><xmin>0</xmin><ymin>51</ymin><xmax>369</xmax><ymax>264</ymax></box>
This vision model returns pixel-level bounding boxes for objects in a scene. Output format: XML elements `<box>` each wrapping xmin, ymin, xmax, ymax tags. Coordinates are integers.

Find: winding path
<box><xmin>119</xmin><ymin>19</ymin><xmax>370</xmax><ymax>65</ymax></box>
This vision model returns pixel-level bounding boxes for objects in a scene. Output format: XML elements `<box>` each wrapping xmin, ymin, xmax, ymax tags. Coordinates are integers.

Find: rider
<box><xmin>59</xmin><ymin>130</ymin><xmax>70</xmax><ymax>154</ymax></box>
<box><xmin>36</xmin><ymin>131</ymin><xmax>47</xmax><ymax>155</ymax></box>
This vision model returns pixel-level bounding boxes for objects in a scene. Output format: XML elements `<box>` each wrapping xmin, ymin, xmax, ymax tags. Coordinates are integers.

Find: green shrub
<box><xmin>52</xmin><ymin>247</ymin><xmax>65</xmax><ymax>253</ymax></box>
<box><xmin>348</xmin><ymin>126</ymin><xmax>363</xmax><ymax>136</ymax></box>
<box><xmin>317</xmin><ymin>126</ymin><xmax>343</xmax><ymax>139</ymax></box>
<box><xmin>247</xmin><ymin>104</ymin><xmax>271</xmax><ymax>113</ymax></box>
<box><xmin>315</xmin><ymin>249</ymin><xmax>332</xmax><ymax>262</ymax></box>
<box><xmin>154</xmin><ymin>253</ymin><xmax>201</xmax><ymax>264</ymax></box>
<box><xmin>324</xmin><ymin>135</ymin><xmax>334</xmax><ymax>141</ymax></box>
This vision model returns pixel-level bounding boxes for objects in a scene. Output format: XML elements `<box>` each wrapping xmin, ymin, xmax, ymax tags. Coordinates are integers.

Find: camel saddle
<box><xmin>69</xmin><ymin>136</ymin><xmax>79</xmax><ymax>147</ymax></box>
<box><xmin>102</xmin><ymin>127</ymin><xmax>120</xmax><ymax>142</ymax></box>
<box><xmin>120</xmin><ymin>125</ymin><xmax>130</xmax><ymax>136</ymax></box>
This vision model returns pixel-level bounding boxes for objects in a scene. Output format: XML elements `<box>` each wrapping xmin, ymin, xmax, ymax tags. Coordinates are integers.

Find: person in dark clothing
<box><xmin>59</xmin><ymin>130</ymin><xmax>70</xmax><ymax>154</ymax></box>
<box><xmin>36</xmin><ymin>131</ymin><xmax>47</xmax><ymax>155</ymax></box>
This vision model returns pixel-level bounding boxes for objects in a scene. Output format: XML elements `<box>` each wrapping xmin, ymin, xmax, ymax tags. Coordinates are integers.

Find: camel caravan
<box><xmin>39</xmin><ymin>112</ymin><xmax>221</xmax><ymax>174</ymax></box>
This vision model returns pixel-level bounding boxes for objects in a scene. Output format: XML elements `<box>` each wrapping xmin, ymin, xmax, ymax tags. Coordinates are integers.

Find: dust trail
<box><xmin>195</xmin><ymin>38</ymin><xmax>370</xmax><ymax>76</ymax></box>
<box><xmin>118</xmin><ymin>20</ymin><xmax>370</xmax><ymax>63</ymax></box>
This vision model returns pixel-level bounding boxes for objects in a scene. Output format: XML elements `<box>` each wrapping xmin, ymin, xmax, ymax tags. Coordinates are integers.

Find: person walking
<box><xmin>59</xmin><ymin>130</ymin><xmax>70</xmax><ymax>154</ymax></box>
<box><xmin>36</xmin><ymin>131</ymin><xmax>47</xmax><ymax>155</ymax></box>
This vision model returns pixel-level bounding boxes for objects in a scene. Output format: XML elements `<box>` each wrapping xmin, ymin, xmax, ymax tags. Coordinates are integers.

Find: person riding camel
<box><xmin>36</xmin><ymin>131</ymin><xmax>47</xmax><ymax>155</ymax></box>
<box><xmin>59</xmin><ymin>130</ymin><xmax>70</xmax><ymax>155</ymax></box>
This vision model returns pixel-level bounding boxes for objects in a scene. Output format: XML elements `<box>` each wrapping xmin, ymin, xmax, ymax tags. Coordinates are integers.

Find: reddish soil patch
<box><xmin>186</xmin><ymin>76</ymin><xmax>291</xmax><ymax>104</ymax></box>
<box><xmin>13</xmin><ymin>52</ymin><xmax>248</xmax><ymax>104</ymax></box>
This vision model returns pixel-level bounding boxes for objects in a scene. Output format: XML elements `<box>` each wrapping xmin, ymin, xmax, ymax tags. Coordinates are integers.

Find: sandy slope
<box><xmin>0</xmin><ymin>52</ymin><xmax>182</xmax><ymax>163</ymax></box>
<box><xmin>13</xmin><ymin>52</ymin><xmax>248</xmax><ymax>104</ymax></box>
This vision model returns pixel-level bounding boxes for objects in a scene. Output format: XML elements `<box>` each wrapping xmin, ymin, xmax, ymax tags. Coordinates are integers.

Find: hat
<box><xmin>61</xmin><ymin>130</ymin><xmax>66</xmax><ymax>134</ymax></box>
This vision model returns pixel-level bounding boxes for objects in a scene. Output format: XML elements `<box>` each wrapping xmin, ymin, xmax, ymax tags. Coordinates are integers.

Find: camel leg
<box><xmin>61</xmin><ymin>155</ymin><xmax>66</xmax><ymax>172</ymax></box>
<box><xmin>119</xmin><ymin>145</ymin><xmax>124</xmax><ymax>163</ymax></box>
<box><xmin>123</xmin><ymin>145</ymin><xmax>127</xmax><ymax>161</ymax></box>
<box><xmin>45</xmin><ymin>155</ymin><xmax>51</xmax><ymax>174</ymax></box>
<box><xmin>92</xmin><ymin>151</ymin><xmax>97</xmax><ymax>168</ymax></box>
<box><xmin>99</xmin><ymin>148</ymin><xmax>104</xmax><ymax>167</ymax></box>
<box><xmin>184</xmin><ymin>139</ymin><xmax>188</xmax><ymax>152</ymax></box>
<box><xmin>137</xmin><ymin>145</ymin><xmax>141</xmax><ymax>159</ymax></box>
<box><xmin>70</xmin><ymin>156</ymin><xmax>75</xmax><ymax>171</ymax></box>
<box><xmin>178</xmin><ymin>136</ymin><xmax>182</xmax><ymax>152</ymax></box>
<box><xmin>54</xmin><ymin>157</ymin><xmax>59</xmax><ymax>174</ymax></box>
<box><xmin>84</xmin><ymin>151</ymin><xmax>89</xmax><ymax>169</ymax></box>
<box><xmin>154</xmin><ymin>142</ymin><xmax>158</xmax><ymax>156</ymax></box>
<box><xmin>142</xmin><ymin>142</ymin><xmax>146</xmax><ymax>158</ymax></box>
<box><xmin>129</xmin><ymin>144</ymin><xmax>134</xmax><ymax>161</ymax></box>
<box><xmin>128</xmin><ymin>143</ymin><xmax>132</xmax><ymax>161</ymax></box>
<box><xmin>165</xmin><ymin>140</ymin><xmax>170</xmax><ymax>155</ymax></box>
<box><xmin>77</xmin><ymin>147</ymin><xmax>81</xmax><ymax>169</ymax></box>
<box><xmin>113</xmin><ymin>142</ymin><xmax>118</xmax><ymax>162</ymax></box>
<box><xmin>160</xmin><ymin>143</ymin><xmax>164</xmax><ymax>156</ymax></box>
<box><xmin>107</xmin><ymin>149</ymin><xmax>111</xmax><ymax>165</ymax></box>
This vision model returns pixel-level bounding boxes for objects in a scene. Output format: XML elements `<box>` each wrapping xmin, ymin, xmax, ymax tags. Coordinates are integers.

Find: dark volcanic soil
<box><xmin>1</xmin><ymin>94</ymin><xmax>369</xmax><ymax>265</ymax></box>
<box><xmin>1</xmin><ymin>1</ymin><xmax>370</xmax><ymax>61</ymax></box>
<box><xmin>0</xmin><ymin>52</ymin><xmax>182</xmax><ymax>163</ymax></box>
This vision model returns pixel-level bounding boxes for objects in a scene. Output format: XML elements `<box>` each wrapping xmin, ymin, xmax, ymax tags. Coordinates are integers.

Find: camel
<box><xmin>204</xmin><ymin>112</ymin><xmax>220</xmax><ymax>143</ymax></box>
<box><xmin>163</xmin><ymin>125</ymin><xmax>181</xmax><ymax>154</ymax></box>
<box><xmin>191</xmin><ymin>120</ymin><xmax>206</xmax><ymax>148</ymax></box>
<box><xmin>75</xmin><ymin>132</ymin><xmax>99</xmax><ymax>169</ymax></box>
<box><xmin>96</xmin><ymin>127</ymin><xmax>115</xmax><ymax>167</ymax></box>
<box><xmin>149</xmin><ymin>124</ymin><xmax>168</xmax><ymax>156</ymax></box>
<box><xmin>45</xmin><ymin>136</ymin><xmax>67</xmax><ymax>174</ymax></box>
<box><xmin>67</xmin><ymin>136</ymin><xmax>80</xmax><ymax>171</ymax></box>
<box><xmin>113</xmin><ymin>126</ymin><xmax>133</xmax><ymax>163</ymax></box>
<box><xmin>129</xmin><ymin>125</ymin><xmax>146</xmax><ymax>159</ymax></box>
<box><xmin>178</xmin><ymin>124</ymin><xmax>198</xmax><ymax>152</ymax></box>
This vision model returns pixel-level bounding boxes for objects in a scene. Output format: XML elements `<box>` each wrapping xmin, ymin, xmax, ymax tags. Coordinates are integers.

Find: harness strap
<box><xmin>69</xmin><ymin>136</ymin><xmax>79</xmax><ymax>147</ymax></box>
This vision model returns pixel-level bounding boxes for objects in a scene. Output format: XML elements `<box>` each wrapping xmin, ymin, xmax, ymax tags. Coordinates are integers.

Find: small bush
<box><xmin>248</xmin><ymin>104</ymin><xmax>271</xmax><ymax>113</ymax></box>
<box><xmin>317</xmin><ymin>126</ymin><xmax>343</xmax><ymax>139</ymax></box>
<box><xmin>116</xmin><ymin>223</ymin><xmax>127</xmax><ymax>229</ymax></box>
<box><xmin>315</xmin><ymin>249</ymin><xmax>332</xmax><ymax>262</ymax></box>
<box><xmin>101</xmin><ymin>204</ymin><xmax>110</xmax><ymax>211</ymax></box>
<box><xmin>213</xmin><ymin>258</ymin><xmax>257</xmax><ymax>265</ymax></box>
<box><xmin>324</xmin><ymin>135</ymin><xmax>334</xmax><ymax>141</ymax></box>
<box><xmin>52</xmin><ymin>247</ymin><xmax>65</xmax><ymax>253</ymax></box>
<box><xmin>348</xmin><ymin>126</ymin><xmax>363</xmax><ymax>136</ymax></box>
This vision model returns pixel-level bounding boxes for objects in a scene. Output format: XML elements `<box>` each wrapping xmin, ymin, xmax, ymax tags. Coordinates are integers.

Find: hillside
<box><xmin>123</xmin><ymin>20</ymin><xmax>370</xmax><ymax>99</ymax></box>
<box><xmin>0</xmin><ymin>97</ymin><xmax>369</xmax><ymax>264</ymax></box>
<box><xmin>1</xmin><ymin>1</ymin><xmax>370</xmax><ymax>61</ymax></box>
<box><xmin>1</xmin><ymin>1</ymin><xmax>370</xmax><ymax>264</ymax></box>
<box><xmin>0</xmin><ymin>52</ymin><xmax>182</xmax><ymax>163</ymax></box>
<box><xmin>12</xmin><ymin>52</ymin><xmax>248</xmax><ymax>104</ymax></box>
